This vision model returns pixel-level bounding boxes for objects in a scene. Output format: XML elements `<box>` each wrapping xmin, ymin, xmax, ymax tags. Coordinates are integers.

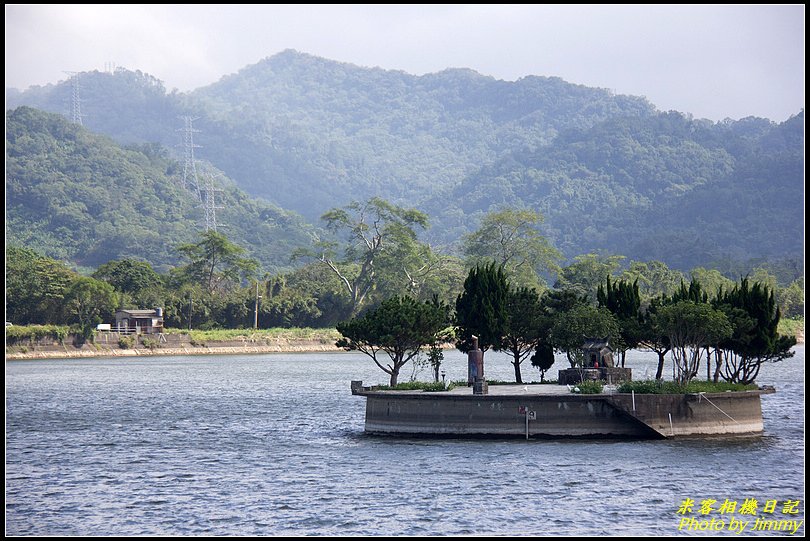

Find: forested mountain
<box><xmin>6</xmin><ymin>107</ymin><xmax>315</xmax><ymax>272</ymax></box>
<box><xmin>448</xmin><ymin>110</ymin><xmax>805</xmax><ymax>266</ymax></box>
<box><xmin>6</xmin><ymin>50</ymin><xmax>804</xmax><ymax>271</ymax></box>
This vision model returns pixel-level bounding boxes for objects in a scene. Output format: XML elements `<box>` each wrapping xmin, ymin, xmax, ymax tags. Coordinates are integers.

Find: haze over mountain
<box><xmin>6</xmin><ymin>50</ymin><xmax>804</xmax><ymax>272</ymax></box>
<box><xmin>6</xmin><ymin>106</ymin><xmax>315</xmax><ymax>273</ymax></box>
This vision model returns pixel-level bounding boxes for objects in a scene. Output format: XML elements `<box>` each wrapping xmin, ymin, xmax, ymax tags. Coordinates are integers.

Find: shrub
<box><xmin>118</xmin><ymin>335</ymin><xmax>135</xmax><ymax>349</ymax></box>
<box><xmin>141</xmin><ymin>337</ymin><xmax>159</xmax><ymax>350</ymax></box>
<box><xmin>5</xmin><ymin>324</ymin><xmax>69</xmax><ymax>344</ymax></box>
<box><xmin>572</xmin><ymin>380</ymin><xmax>604</xmax><ymax>394</ymax></box>
<box><xmin>374</xmin><ymin>381</ymin><xmax>452</xmax><ymax>392</ymax></box>
<box><xmin>617</xmin><ymin>380</ymin><xmax>758</xmax><ymax>394</ymax></box>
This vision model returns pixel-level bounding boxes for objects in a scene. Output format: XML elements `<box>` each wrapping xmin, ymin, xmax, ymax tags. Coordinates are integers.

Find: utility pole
<box><xmin>254</xmin><ymin>281</ymin><xmax>262</xmax><ymax>329</ymax></box>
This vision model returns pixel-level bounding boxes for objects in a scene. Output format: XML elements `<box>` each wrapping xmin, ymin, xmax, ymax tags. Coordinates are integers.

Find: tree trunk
<box><xmin>713</xmin><ymin>349</ymin><xmax>723</xmax><ymax>383</ymax></box>
<box><xmin>706</xmin><ymin>347</ymin><xmax>711</xmax><ymax>381</ymax></box>
<box><xmin>513</xmin><ymin>355</ymin><xmax>523</xmax><ymax>384</ymax></box>
<box><xmin>706</xmin><ymin>347</ymin><xmax>714</xmax><ymax>381</ymax></box>
<box><xmin>389</xmin><ymin>370</ymin><xmax>399</xmax><ymax>387</ymax></box>
<box><xmin>655</xmin><ymin>351</ymin><xmax>666</xmax><ymax>381</ymax></box>
<box><xmin>433</xmin><ymin>363</ymin><xmax>440</xmax><ymax>383</ymax></box>
<box><xmin>621</xmin><ymin>350</ymin><xmax>626</xmax><ymax>368</ymax></box>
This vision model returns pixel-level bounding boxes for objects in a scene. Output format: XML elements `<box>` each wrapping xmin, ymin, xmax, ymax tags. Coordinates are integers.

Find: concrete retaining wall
<box><xmin>607</xmin><ymin>391</ymin><xmax>767</xmax><ymax>437</ymax></box>
<box><xmin>364</xmin><ymin>393</ymin><xmax>649</xmax><ymax>438</ymax></box>
<box><xmin>360</xmin><ymin>390</ymin><xmax>770</xmax><ymax>439</ymax></box>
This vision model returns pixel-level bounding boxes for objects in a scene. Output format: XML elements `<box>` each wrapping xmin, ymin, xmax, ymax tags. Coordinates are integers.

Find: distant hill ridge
<box><xmin>6</xmin><ymin>50</ymin><xmax>804</xmax><ymax>270</ymax></box>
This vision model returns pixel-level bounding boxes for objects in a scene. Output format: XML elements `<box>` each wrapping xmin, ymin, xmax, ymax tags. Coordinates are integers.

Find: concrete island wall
<box><xmin>355</xmin><ymin>387</ymin><xmax>771</xmax><ymax>439</ymax></box>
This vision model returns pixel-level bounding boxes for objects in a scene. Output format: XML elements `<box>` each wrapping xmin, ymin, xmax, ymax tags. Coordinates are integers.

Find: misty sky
<box><xmin>5</xmin><ymin>5</ymin><xmax>804</xmax><ymax>121</ymax></box>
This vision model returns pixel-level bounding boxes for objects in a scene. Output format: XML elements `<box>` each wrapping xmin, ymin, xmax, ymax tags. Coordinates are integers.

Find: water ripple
<box><xmin>6</xmin><ymin>348</ymin><xmax>805</xmax><ymax>536</ymax></box>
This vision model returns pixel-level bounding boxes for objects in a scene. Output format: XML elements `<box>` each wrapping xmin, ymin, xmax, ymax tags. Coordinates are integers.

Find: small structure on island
<box><xmin>114</xmin><ymin>308</ymin><xmax>164</xmax><ymax>335</ymax></box>
<box><xmin>583</xmin><ymin>338</ymin><xmax>614</xmax><ymax>368</ymax></box>
<box><xmin>558</xmin><ymin>338</ymin><xmax>632</xmax><ymax>385</ymax></box>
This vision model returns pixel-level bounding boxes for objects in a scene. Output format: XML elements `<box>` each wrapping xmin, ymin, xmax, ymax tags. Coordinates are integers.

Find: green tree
<box><xmin>496</xmin><ymin>286</ymin><xmax>547</xmax><ymax>383</ymax></box>
<box><xmin>540</xmin><ymin>287</ymin><xmax>589</xmax><ymax>318</ymax></box>
<box><xmin>777</xmin><ymin>277</ymin><xmax>804</xmax><ymax>318</ymax></box>
<box><xmin>550</xmin><ymin>304</ymin><xmax>621</xmax><ymax>367</ymax></box>
<box><xmin>655</xmin><ymin>301</ymin><xmax>732</xmax><ymax>383</ymax></box>
<box><xmin>261</xmin><ymin>263</ymin><xmax>353</xmax><ymax>328</ymax></box>
<box><xmin>177</xmin><ymin>230</ymin><xmax>258</xmax><ymax>293</ymax></box>
<box><xmin>424</xmin><ymin>296</ymin><xmax>453</xmax><ymax>383</ymax></box>
<box><xmin>92</xmin><ymin>258</ymin><xmax>162</xmax><ymax>294</ymax></box>
<box><xmin>714</xmin><ymin>278</ymin><xmax>796</xmax><ymax>384</ymax></box>
<box><xmin>455</xmin><ymin>263</ymin><xmax>509</xmax><ymax>358</ymax></box>
<box><xmin>308</xmin><ymin>197</ymin><xmax>430</xmax><ymax>316</ymax></box>
<box><xmin>530</xmin><ymin>343</ymin><xmax>556</xmax><ymax>382</ymax></box>
<box><xmin>462</xmin><ymin>207</ymin><xmax>562</xmax><ymax>289</ymax></box>
<box><xmin>336</xmin><ymin>296</ymin><xmax>448</xmax><ymax>386</ymax></box>
<box><xmin>6</xmin><ymin>246</ymin><xmax>75</xmax><ymax>324</ymax></box>
<box><xmin>597</xmin><ymin>276</ymin><xmax>642</xmax><ymax>367</ymax></box>
<box><xmin>669</xmin><ymin>278</ymin><xmax>709</xmax><ymax>304</ymax></box>
<box><xmin>554</xmin><ymin>253</ymin><xmax>625</xmax><ymax>300</ymax></box>
<box><xmin>638</xmin><ymin>297</ymin><xmax>671</xmax><ymax>381</ymax></box>
<box><xmin>62</xmin><ymin>276</ymin><xmax>118</xmax><ymax>332</ymax></box>
<box><xmin>688</xmin><ymin>268</ymin><xmax>734</xmax><ymax>298</ymax></box>
<box><xmin>621</xmin><ymin>260</ymin><xmax>685</xmax><ymax>300</ymax></box>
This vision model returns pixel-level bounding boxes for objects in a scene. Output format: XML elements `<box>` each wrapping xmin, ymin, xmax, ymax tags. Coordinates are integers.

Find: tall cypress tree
<box><xmin>714</xmin><ymin>278</ymin><xmax>796</xmax><ymax>384</ymax></box>
<box><xmin>455</xmin><ymin>262</ymin><xmax>509</xmax><ymax>358</ymax></box>
<box><xmin>597</xmin><ymin>276</ymin><xmax>642</xmax><ymax>366</ymax></box>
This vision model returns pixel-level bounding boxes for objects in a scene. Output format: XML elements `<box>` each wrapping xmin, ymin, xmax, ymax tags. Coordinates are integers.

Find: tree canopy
<box><xmin>655</xmin><ymin>301</ymin><xmax>732</xmax><ymax>383</ymax></box>
<box><xmin>455</xmin><ymin>263</ymin><xmax>509</xmax><ymax>356</ymax></box>
<box><xmin>462</xmin><ymin>208</ymin><xmax>562</xmax><ymax>290</ymax></box>
<box><xmin>714</xmin><ymin>278</ymin><xmax>796</xmax><ymax>384</ymax></box>
<box><xmin>335</xmin><ymin>295</ymin><xmax>449</xmax><ymax>386</ymax></box>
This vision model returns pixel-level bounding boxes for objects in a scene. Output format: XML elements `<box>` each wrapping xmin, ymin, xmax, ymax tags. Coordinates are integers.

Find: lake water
<box><xmin>6</xmin><ymin>347</ymin><xmax>805</xmax><ymax>535</ymax></box>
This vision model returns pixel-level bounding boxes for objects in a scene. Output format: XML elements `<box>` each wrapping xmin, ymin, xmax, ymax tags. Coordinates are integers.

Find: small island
<box><xmin>342</xmin><ymin>266</ymin><xmax>794</xmax><ymax>440</ymax></box>
<box><xmin>351</xmin><ymin>380</ymin><xmax>774</xmax><ymax>439</ymax></box>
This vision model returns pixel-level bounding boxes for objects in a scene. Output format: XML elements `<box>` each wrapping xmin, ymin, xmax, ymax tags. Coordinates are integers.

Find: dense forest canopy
<box><xmin>5</xmin><ymin>50</ymin><xmax>804</xmax><ymax>274</ymax></box>
<box><xmin>6</xmin><ymin>107</ymin><xmax>314</xmax><ymax>273</ymax></box>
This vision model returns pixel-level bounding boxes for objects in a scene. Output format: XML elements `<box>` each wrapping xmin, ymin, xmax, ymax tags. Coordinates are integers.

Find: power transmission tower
<box><xmin>201</xmin><ymin>173</ymin><xmax>224</xmax><ymax>232</ymax></box>
<box><xmin>63</xmin><ymin>71</ymin><xmax>83</xmax><ymax>125</ymax></box>
<box><xmin>178</xmin><ymin>116</ymin><xmax>203</xmax><ymax>201</ymax></box>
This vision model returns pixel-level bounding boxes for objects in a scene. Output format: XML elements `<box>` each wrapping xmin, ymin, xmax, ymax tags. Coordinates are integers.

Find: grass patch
<box><xmin>5</xmin><ymin>324</ymin><xmax>70</xmax><ymax>344</ymax></box>
<box><xmin>164</xmin><ymin>327</ymin><xmax>341</xmax><ymax>344</ymax></box>
<box><xmin>617</xmin><ymin>380</ymin><xmax>758</xmax><ymax>394</ymax></box>
<box><xmin>374</xmin><ymin>381</ymin><xmax>453</xmax><ymax>392</ymax></box>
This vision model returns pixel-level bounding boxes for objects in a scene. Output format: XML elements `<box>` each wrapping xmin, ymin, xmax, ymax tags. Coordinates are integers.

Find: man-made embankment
<box><xmin>5</xmin><ymin>330</ymin><xmax>342</xmax><ymax>360</ymax></box>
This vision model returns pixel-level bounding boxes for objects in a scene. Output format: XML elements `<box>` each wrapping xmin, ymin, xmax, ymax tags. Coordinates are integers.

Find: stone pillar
<box><xmin>468</xmin><ymin>335</ymin><xmax>487</xmax><ymax>395</ymax></box>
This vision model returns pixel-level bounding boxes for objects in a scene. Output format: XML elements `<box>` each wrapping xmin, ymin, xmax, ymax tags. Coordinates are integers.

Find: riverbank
<box><xmin>5</xmin><ymin>323</ymin><xmax>803</xmax><ymax>360</ymax></box>
<box><xmin>5</xmin><ymin>342</ymin><xmax>344</xmax><ymax>360</ymax></box>
<box><xmin>5</xmin><ymin>328</ymin><xmax>343</xmax><ymax>360</ymax></box>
